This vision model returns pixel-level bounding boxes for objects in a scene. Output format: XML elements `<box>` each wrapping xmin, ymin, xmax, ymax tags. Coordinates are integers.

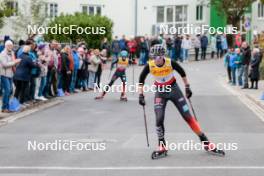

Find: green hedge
<box><xmin>44</xmin><ymin>13</ymin><xmax>113</xmax><ymax>48</ymax></box>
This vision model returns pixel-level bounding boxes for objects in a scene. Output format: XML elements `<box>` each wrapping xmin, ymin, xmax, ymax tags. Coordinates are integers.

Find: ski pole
<box><xmin>108</xmin><ymin>60</ymin><xmax>113</xmax><ymax>79</ymax></box>
<box><xmin>142</xmin><ymin>105</ymin><xmax>150</xmax><ymax>147</ymax></box>
<box><xmin>188</xmin><ymin>98</ymin><xmax>198</xmax><ymax>121</ymax></box>
<box><xmin>132</xmin><ymin>63</ymin><xmax>135</xmax><ymax>86</ymax></box>
<box><xmin>108</xmin><ymin>69</ymin><xmax>112</xmax><ymax>79</ymax></box>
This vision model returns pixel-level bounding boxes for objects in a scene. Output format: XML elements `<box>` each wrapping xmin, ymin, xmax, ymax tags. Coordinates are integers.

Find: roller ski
<box><xmin>200</xmin><ymin>134</ymin><xmax>225</xmax><ymax>156</ymax></box>
<box><xmin>120</xmin><ymin>95</ymin><xmax>128</xmax><ymax>102</ymax></box>
<box><xmin>203</xmin><ymin>142</ymin><xmax>225</xmax><ymax>156</ymax></box>
<box><xmin>151</xmin><ymin>146</ymin><xmax>168</xmax><ymax>160</ymax></box>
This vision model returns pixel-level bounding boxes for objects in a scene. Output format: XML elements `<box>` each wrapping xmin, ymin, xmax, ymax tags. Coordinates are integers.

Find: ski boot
<box><xmin>120</xmin><ymin>95</ymin><xmax>128</xmax><ymax>102</ymax></box>
<box><xmin>200</xmin><ymin>134</ymin><xmax>225</xmax><ymax>156</ymax></box>
<box><xmin>203</xmin><ymin>142</ymin><xmax>225</xmax><ymax>156</ymax></box>
<box><xmin>151</xmin><ymin>145</ymin><xmax>168</xmax><ymax>160</ymax></box>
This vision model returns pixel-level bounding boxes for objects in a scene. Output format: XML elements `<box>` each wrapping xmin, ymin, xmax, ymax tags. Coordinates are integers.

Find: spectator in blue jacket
<box><xmin>0</xmin><ymin>36</ymin><xmax>11</xmax><ymax>53</ymax></box>
<box><xmin>111</xmin><ymin>36</ymin><xmax>120</xmax><ymax>69</ymax></box>
<box><xmin>234</xmin><ymin>48</ymin><xmax>243</xmax><ymax>86</ymax></box>
<box><xmin>228</xmin><ymin>48</ymin><xmax>237</xmax><ymax>85</ymax></box>
<box><xmin>224</xmin><ymin>48</ymin><xmax>233</xmax><ymax>83</ymax></box>
<box><xmin>24</xmin><ymin>40</ymin><xmax>39</xmax><ymax>102</ymax></box>
<box><xmin>70</xmin><ymin>46</ymin><xmax>80</xmax><ymax>93</ymax></box>
<box><xmin>119</xmin><ymin>35</ymin><xmax>127</xmax><ymax>51</ymax></box>
<box><xmin>14</xmin><ymin>45</ymin><xmax>39</xmax><ymax>105</ymax></box>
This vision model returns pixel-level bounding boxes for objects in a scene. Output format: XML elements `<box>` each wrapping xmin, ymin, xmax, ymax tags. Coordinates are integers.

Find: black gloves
<box><xmin>139</xmin><ymin>94</ymin><xmax>146</xmax><ymax>106</ymax></box>
<box><xmin>185</xmin><ymin>84</ymin><xmax>192</xmax><ymax>99</ymax></box>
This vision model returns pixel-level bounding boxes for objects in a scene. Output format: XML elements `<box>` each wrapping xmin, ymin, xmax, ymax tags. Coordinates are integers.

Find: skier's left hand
<box><xmin>139</xmin><ymin>94</ymin><xmax>146</xmax><ymax>106</ymax></box>
<box><xmin>185</xmin><ymin>85</ymin><xmax>192</xmax><ymax>99</ymax></box>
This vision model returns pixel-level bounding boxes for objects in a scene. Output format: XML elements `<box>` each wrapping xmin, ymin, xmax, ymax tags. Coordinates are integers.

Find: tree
<box><xmin>44</xmin><ymin>13</ymin><xmax>113</xmax><ymax>49</ymax></box>
<box><xmin>11</xmin><ymin>0</ymin><xmax>46</xmax><ymax>40</ymax></box>
<box><xmin>211</xmin><ymin>0</ymin><xmax>256</xmax><ymax>30</ymax></box>
<box><xmin>0</xmin><ymin>0</ymin><xmax>13</xmax><ymax>29</ymax></box>
<box><xmin>211</xmin><ymin>0</ymin><xmax>261</xmax><ymax>46</ymax></box>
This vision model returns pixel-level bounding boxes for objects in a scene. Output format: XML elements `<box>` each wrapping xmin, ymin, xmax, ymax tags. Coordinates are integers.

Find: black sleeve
<box><xmin>171</xmin><ymin>61</ymin><xmax>186</xmax><ymax>77</ymax></box>
<box><xmin>139</xmin><ymin>64</ymin><xmax>150</xmax><ymax>85</ymax></box>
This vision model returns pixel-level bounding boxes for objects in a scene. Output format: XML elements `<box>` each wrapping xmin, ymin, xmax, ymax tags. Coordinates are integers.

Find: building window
<box><xmin>166</xmin><ymin>6</ymin><xmax>173</xmax><ymax>22</ymax></box>
<box><xmin>196</xmin><ymin>5</ymin><xmax>203</xmax><ymax>21</ymax></box>
<box><xmin>155</xmin><ymin>5</ymin><xmax>188</xmax><ymax>35</ymax></box>
<box><xmin>157</xmin><ymin>5</ymin><xmax>187</xmax><ymax>23</ymax></box>
<box><xmin>175</xmin><ymin>5</ymin><xmax>187</xmax><ymax>22</ymax></box>
<box><xmin>96</xmin><ymin>6</ymin><xmax>102</xmax><ymax>15</ymax></box>
<box><xmin>81</xmin><ymin>5</ymin><xmax>102</xmax><ymax>16</ymax></box>
<box><xmin>82</xmin><ymin>6</ymin><xmax>88</xmax><ymax>14</ymax></box>
<box><xmin>89</xmin><ymin>6</ymin><xmax>94</xmax><ymax>15</ymax></box>
<box><xmin>157</xmin><ymin>6</ymin><xmax>164</xmax><ymax>23</ymax></box>
<box><xmin>45</xmin><ymin>3</ymin><xmax>58</xmax><ymax>18</ymax></box>
<box><xmin>5</xmin><ymin>1</ymin><xmax>18</xmax><ymax>16</ymax></box>
<box><xmin>258</xmin><ymin>2</ymin><xmax>264</xmax><ymax>18</ymax></box>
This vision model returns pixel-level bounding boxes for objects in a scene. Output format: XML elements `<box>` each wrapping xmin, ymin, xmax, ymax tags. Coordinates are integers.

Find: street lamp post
<box><xmin>135</xmin><ymin>0</ymin><xmax>138</xmax><ymax>37</ymax></box>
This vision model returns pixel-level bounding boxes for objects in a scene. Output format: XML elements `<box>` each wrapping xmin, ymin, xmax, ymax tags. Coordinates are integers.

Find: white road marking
<box><xmin>0</xmin><ymin>166</ymin><xmax>263</xmax><ymax>170</ymax></box>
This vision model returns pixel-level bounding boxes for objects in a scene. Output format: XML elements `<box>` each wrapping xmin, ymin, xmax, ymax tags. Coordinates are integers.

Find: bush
<box><xmin>44</xmin><ymin>13</ymin><xmax>113</xmax><ymax>48</ymax></box>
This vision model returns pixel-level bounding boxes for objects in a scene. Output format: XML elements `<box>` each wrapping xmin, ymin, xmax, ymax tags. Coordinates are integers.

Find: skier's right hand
<box><xmin>139</xmin><ymin>94</ymin><xmax>146</xmax><ymax>106</ymax></box>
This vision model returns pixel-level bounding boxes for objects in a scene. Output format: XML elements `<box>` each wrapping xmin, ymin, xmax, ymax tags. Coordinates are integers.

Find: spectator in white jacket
<box><xmin>210</xmin><ymin>34</ymin><xmax>217</xmax><ymax>59</ymax></box>
<box><xmin>181</xmin><ymin>35</ymin><xmax>192</xmax><ymax>62</ymax></box>
<box><xmin>88</xmin><ymin>49</ymin><xmax>102</xmax><ymax>90</ymax></box>
<box><xmin>193</xmin><ymin>35</ymin><xmax>201</xmax><ymax>61</ymax></box>
<box><xmin>0</xmin><ymin>40</ymin><xmax>21</xmax><ymax>112</ymax></box>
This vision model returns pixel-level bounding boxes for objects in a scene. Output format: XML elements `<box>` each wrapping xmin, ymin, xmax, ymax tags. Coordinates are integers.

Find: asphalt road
<box><xmin>0</xmin><ymin>59</ymin><xmax>263</xmax><ymax>176</ymax></box>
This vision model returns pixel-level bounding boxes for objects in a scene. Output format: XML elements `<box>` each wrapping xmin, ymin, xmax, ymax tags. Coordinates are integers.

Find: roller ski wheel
<box><xmin>95</xmin><ymin>96</ymin><xmax>104</xmax><ymax>100</ymax></box>
<box><xmin>120</xmin><ymin>96</ymin><xmax>128</xmax><ymax>102</ymax></box>
<box><xmin>204</xmin><ymin>143</ymin><xmax>225</xmax><ymax>156</ymax></box>
<box><xmin>151</xmin><ymin>147</ymin><xmax>168</xmax><ymax>160</ymax></box>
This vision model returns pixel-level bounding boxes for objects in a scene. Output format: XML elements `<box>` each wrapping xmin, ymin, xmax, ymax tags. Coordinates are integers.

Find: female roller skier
<box><xmin>95</xmin><ymin>50</ymin><xmax>129</xmax><ymax>101</ymax></box>
<box><xmin>138</xmin><ymin>44</ymin><xmax>225</xmax><ymax>159</ymax></box>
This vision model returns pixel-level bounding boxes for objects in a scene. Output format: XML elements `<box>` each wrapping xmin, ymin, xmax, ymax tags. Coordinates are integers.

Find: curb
<box><xmin>0</xmin><ymin>99</ymin><xmax>64</xmax><ymax>127</ymax></box>
<box><xmin>220</xmin><ymin>77</ymin><xmax>264</xmax><ymax>122</ymax></box>
<box><xmin>244</xmin><ymin>94</ymin><xmax>264</xmax><ymax>110</ymax></box>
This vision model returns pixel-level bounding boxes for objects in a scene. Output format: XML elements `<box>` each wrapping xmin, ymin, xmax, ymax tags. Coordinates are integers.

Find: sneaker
<box><xmin>2</xmin><ymin>109</ymin><xmax>11</xmax><ymax>113</ymax></box>
<box><xmin>22</xmin><ymin>103</ymin><xmax>31</xmax><ymax>107</ymax></box>
<box><xmin>39</xmin><ymin>96</ymin><xmax>48</xmax><ymax>101</ymax></box>
<box><xmin>242</xmin><ymin>85</ymin><xmax>249</xmax><ymax>89</ymax></box>
<box><xmin>74</xmin><ymin>89</ymin><xmax>80</xmax><ymax>93</ymax></box>
<box><xmin>20</xmin><ymin>104</ymin><xmax>27</xmax><ymax>109</ymax></box>
<box><xmin>35</xmin><ymin>96</ymin><xmax>42</xmax><ymax>101</ymax></box>
<box><xmin>65</xmin><ymin>92</ymin><xmax>70</xmax><ymax>96</ymax></box>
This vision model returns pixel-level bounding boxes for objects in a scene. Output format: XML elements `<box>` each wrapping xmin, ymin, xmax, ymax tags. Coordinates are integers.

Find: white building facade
<box><xmin>1</xmin><ymin>0</ymin><xmax>211</xmax><ymax>40</ymax></box>
<box><xmin>252</xmin><ymin>0</ymin><xmax>264</xmax><ymax>34</ymax></box>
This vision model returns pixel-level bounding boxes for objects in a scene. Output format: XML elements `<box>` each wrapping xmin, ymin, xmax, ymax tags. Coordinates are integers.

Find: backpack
<box><xmin>9</xmin><ymin>98</ymin><xmax>21</xmax><ymax>112</ymax></box>
<box><xmin>57</xmin><ymin>88</ymin><xmax>64</xmax><ymax>97</ymax></box>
